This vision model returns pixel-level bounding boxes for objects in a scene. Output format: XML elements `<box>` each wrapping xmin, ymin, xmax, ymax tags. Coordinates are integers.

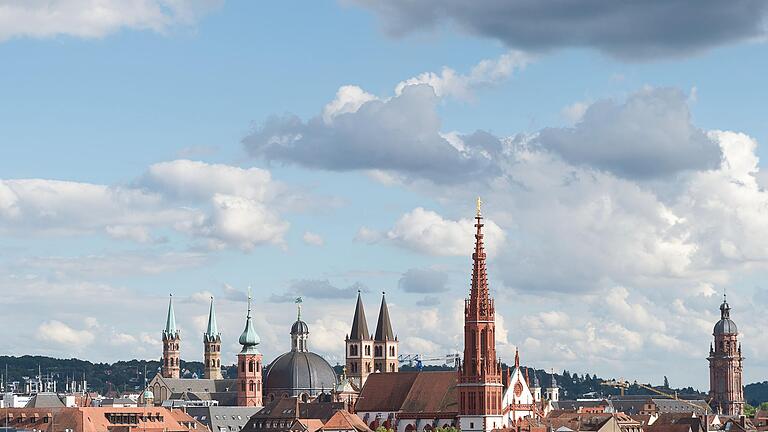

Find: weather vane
<box><xmin>295</xmin><ymin>296</ymin><xmax>303</xmax><ymax>320</ymax></box>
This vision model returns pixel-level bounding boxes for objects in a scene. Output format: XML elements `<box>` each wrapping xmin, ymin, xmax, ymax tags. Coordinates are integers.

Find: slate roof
<box><xmin>373</xmin><ymin>294</ymin><xmax>394</xmax><ymax>342</ymax></box>
<box><xmin>24</xmin><ymin>393</ymin><xmax>65</xmax><ymax>408</ymax></box>
<box><xmin>349</xmin><ymin>291</ymin><xmax>370</xmax><ymax>340</ymax></box>
<box><xmin>153</xmin><ymin>376</ymin><xmax>239</xmax><ymax>406</ymax></box>
<box><xmin>187</xmin><ymin>406</ymin><xmax>261</xmax><ymax>432</ymax></box>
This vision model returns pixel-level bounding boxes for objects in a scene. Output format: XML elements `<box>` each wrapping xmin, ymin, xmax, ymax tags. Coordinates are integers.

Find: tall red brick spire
<box><xmin>459</xmin><ymin>197</ymin><xmax>503</xmax><ymax>432</ymax></box>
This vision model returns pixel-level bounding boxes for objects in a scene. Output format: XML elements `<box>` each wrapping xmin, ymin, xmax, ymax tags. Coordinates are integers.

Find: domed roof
<box><xmin>713</xmin><ymin>295</ymin><xmax>738</xmax><ymax>335</ymax></box>
<box><xmin>291</xmin><ymin>319</ymin><xmax>309</xmax><ymax>335</ymax></box>
<box><xmin>714</xmin><ymin>318</ymin><xmax>738</xmax><ymax>335</ymax></box>
<box><xmin>264</xmin><ymin>351</ymin><xmax>338</xmax><ymax>393</ymax></box>
<box><xmin>143</xmin><ymin>389</ymin><xmax>154</xmax><ymax>399</ymax></box>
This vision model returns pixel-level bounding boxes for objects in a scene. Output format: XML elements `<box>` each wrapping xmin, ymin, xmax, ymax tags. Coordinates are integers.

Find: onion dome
<box><xmin>239</xmin><ymin>289</ymin><xmax>261</xmax><ymax>354</ymax></box>
<box><xmin>714</xmin><ymin>294</ymin><xmax>738</xmax><ymax>335</ymax></box>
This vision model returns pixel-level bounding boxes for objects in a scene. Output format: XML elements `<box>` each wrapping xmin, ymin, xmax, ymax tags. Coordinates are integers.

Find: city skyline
<box><xmin>2</xmin><ymin>1</ymin><xmax>768</xmax><ymax>393</ymax></box>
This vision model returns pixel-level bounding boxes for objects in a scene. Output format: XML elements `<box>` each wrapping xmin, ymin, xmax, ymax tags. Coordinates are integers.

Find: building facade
<box><xmin>203</xmin><ymin>296</ymin><xmax>223</xmax><ymax>380</ymax></box>
<box><xmin>238</xmin><ymin>291</ymin><xmax>264</xmax><ymax>407</ymax></box>
<box><xmin>162</xmin><ymin>294</ymin><xmax>181</xmax><ymax>379</ymax></box>
<box><xmin>373</xmin><ymin>293</ymin><xmax>399</xmax><ymax>374</ymax></box>
<box><xmin>708</xmin><ymin>295</ymin><xmax>745</xmax><ymax>415</ymax></box>
<box><xmin>458</xmin><ymin>199</ymin><xmax>504</xmax><ymax>432</ymax></box>
<box><xmin>263</xmin><ymin>301</ymin><xmax>338</xmax><ymax>403</ymax></box>
<box><xmin>345</xmin><ymin>291</ymin><xmax>399</xmax><ymax>389</ymax></box>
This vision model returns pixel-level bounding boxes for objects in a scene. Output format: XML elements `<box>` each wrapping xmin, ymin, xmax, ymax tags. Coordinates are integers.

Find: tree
<box><xmin>745</xmin><ymin>404</ymin><xmax>756</xmax><ymax>417</ymax></box>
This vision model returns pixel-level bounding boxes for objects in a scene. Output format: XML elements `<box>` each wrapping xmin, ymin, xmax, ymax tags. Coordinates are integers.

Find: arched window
<box><xmin>249</xmin><ymin>381</ymin><xmax>255</xmax><ymax>392</ymax></box>
<box><xmin>389</xmin><ymin>346</ymin><xmax>395</xmax><ymax>357</ymax></box>
<box><xmin>365</xmin><ymin>345</ymin><xmax>371</xmax><ymax>356</ymax></box>
<box><xmin>241</xmin><ymin>361</ymin><xmax>246</xmax><ymax>373</ymax></box>
<box><xmin>241</xmin><ymin>381</ymin><xmax>246</xmax><ymax>392</ymax></box>
<box><xmin>249</xmin><ymin>360</ymin><xmax>255</xmax><ymax>372</ymax></box>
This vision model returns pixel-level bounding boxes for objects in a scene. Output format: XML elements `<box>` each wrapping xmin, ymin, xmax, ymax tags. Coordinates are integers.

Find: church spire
<box><xmin>238</xmin><ymin>287</ymin><xmax>261</xmax><ymax>354</ymax></box>
<box><xmin>163</xmin><ymin>294</ymin><xmax>178</xmax><ymax>338</ymax></box>
<box><xmin>469</xmin><ymin>196</ymin><xmax>492</xmax><ymax>320</ymax></box>
<box><xmin>205</xmin><ymin>296</ymin><xmax>219</xmax><ymax>340</ymax></box>
<box><xmin>349</xmin><ymin>290</ymin><xmax>370</xmax><ymax>340</ymax></box>
<box><xmin>374</xmin><ymin>292</ymin><xmax>394</xmax><ymax>341</ymax></box>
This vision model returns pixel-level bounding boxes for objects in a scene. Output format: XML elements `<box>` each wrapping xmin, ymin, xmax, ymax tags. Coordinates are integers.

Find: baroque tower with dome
<box><xmin>708</xmin><ymin>295</ymin><xmax>745</xmax><ymax>415</ymax></box>
<box><xmin>263</xmin><ymin>299</ymin><xmax>338</xmax><ymax>402</ymax></box>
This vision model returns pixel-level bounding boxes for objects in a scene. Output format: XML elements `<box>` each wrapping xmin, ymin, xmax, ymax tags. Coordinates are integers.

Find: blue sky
<box><xmin>2</xmin><ymin>0</ymin><xmax>768</xmax><ymax>391</ymax></box>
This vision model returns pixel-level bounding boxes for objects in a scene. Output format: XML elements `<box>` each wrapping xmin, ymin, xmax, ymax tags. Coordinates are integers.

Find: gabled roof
<box><xmin>355</xmin><ymin>371</ymin><xmax>458</xmax><ymax>415</ymax></box>
<box><xmin>349</xmin><ymin>291</ymin><xmax>370</xmax><ymax>340</ymax></box>
<box><xmin>374</xmin><ymin>293</ymin><xmax>394</xmax><ymax>342</ymax></box>
<box><xmin>355</xmin><ymin>372</ymin><xmax>419</xmax><ymax>412</ymax></box>
<box><xmin>322</xmin><ymin>409</ymin><xmax>372</xmax><ymax>432</ymax></box>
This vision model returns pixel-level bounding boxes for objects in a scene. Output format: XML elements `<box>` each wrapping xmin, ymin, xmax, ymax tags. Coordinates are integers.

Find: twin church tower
<box><xmin>160</xmin><ymin>295</ymin><xmax>224</xmax><ymax>380</ymax></box>
<box><xmin>160</xmin><ymin>294</ymin><xmax>263</xmax><ymax>406</ymax></box>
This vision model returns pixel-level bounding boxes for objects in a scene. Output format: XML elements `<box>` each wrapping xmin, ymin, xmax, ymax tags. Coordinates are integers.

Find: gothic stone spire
<box><xmin>349</xmin><ymin>290</ymin><xmax>370</xmax><ymax>340</ymax></box>
<box><xmin>374</xmin><ymin>292</ymin><xmax>395</xmax><ymax>341</ymax></box>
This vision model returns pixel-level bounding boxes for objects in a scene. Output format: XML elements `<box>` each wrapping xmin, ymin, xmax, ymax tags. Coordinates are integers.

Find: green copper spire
<box><xmin>238</xmin><ymin>286</ymin><xmax>261</xmax><ymax>354</ymax></box>
<box><xmin>163</xmin><ymin>294</ymin><xmax>179</xmax><ymax>339</ymax></box>
<box><xmin>204</xmin><ymin>296</ymin><xmax>220</xmax><ymax>341</ymax></box>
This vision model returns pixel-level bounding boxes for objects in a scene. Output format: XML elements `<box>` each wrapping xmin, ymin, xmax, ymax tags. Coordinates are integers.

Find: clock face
<box><xmin>514</xmin><ymin>381</ymin><xmax>523</xmax><ymax>397</ymax></box>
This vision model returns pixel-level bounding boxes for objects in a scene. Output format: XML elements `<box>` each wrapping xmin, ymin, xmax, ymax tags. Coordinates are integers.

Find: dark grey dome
<box><xmin>714</xmin><ymin>318</ymin><xmax>738</xmax><ymax>335</ymax></box>
<box><xmin>291</xmin><ymin>319</ymin><xmax>309</xmax><ymax>335</ymax></box>
<box><xmin>714</xmin><ymin>296</ymin><xmax>737</xmax><ymax>335</ymax></box>
<box><xmin>264</xmin><ymin>351</ymin><xmax>337</xmax><ymax>395</ymax></box>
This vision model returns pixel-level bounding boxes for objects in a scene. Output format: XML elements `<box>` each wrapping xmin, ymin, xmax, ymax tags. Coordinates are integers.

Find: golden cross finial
<box><xmin>476</xmin><ymin>196</ymin><xmax>483</xmax><ymax>217</ymax></box>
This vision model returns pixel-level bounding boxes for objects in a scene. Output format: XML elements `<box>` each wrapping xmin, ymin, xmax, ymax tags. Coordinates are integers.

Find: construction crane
<box><xmin>601</xmin><ymin>379</ymin><xmax>709</xmax><ymax>413</ymax></box>
<box><xmin>398</xmin><ymin>353</ymin><xmax>461</xmax><ymax>370</ymax></box>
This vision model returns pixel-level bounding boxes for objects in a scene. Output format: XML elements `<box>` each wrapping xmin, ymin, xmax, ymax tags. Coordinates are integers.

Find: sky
<box><xmin>1</xmin><ymin>0</ymin><xmax>768</xmax><ymax>391</ymax></box>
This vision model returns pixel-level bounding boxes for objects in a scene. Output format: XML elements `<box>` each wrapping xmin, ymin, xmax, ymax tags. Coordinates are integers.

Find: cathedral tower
<box><xmin>237</xmin><ymin>289</ymin><xmax>263</xmax><ymax>407</ymax></box>
<box><xmin>162</xmin><ymin>294</ymin><xmax>181</xmax><ymax>379</ymax></box>
<box><xmin>708</xmin><ymin>295</ymin><xmax>744</xmax><ymax>415</ymax></box>
<box><xmin>459</xmin><ymin>198</ymin><xmax>503</xmax><ymax>432</ymax></box>
<box><xmin>373</xmin><ymin>292</ymin><xmax>399</xmax><ymax>374</ymax></box>
<box><xmin>203</xmin><ymin>296</ymin><xmax>222</xmax><ymax>379</ymax></box>
<box><xmin>346</xmin><ymin>290</ymin><xmax>373</xmax><ymax>388</ymax></box>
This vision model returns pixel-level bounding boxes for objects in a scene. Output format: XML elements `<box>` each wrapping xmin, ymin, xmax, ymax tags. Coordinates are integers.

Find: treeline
<box><xmin>0</xmin><ymin>356</ymin><xmax>237</xmax><ymax>394</ymax></box>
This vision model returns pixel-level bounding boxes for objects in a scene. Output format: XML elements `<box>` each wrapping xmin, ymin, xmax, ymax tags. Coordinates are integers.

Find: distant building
<box><xmin>243</xmin><ymin>396</ymin><xmax>368</xmax><ymax>432</ymax></box>
<box><xmin>708</xmin><ymin>295</ymin><xmax>745</xmax><ymax>416</ymax></box>
<box><xmin>458</xmin><ymin>200</ymin><xmax>504</xmax><ymax>432</ymax></box>
<box><xmin>1</xmin><ymin>406</ymin><xmax>204</xmax><ymax>431</ymax></box>
<box><xmin>162</xmin><ymin>294</ymin><xmax>182</xmax><ymax>379</ymax></box>
<box><xmin>187</xmin><ymin>405</ymin><xmax>262</xmax><ymax>432</ymax></box>
<box><xmin>345</xmin><ymin>291</ymin><xmax>399</xmax><ymax>390</ymax></box>
<box><xmin>263</xmin><ymin>301</ymin><xmax>337</xmax><ymax>403</ymax></box>
<box><xmin>354</xmin><ymin>370</ymin><xmax>459</xmax><ymax>432</ymax></box>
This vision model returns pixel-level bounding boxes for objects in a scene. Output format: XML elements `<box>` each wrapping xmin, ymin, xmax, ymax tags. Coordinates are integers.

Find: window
<box><xmin>249</xmin><ymin>361</ymin><xmax>255</xmax><ymax>372</ymax></box>
<box><xmin>350</xmin><ymin>344</ymin><xmax>358</xmax><ymax>356</ymax></box>
<box><xmin>470</xmin><ymin>423</ymin><xmax>474</xmax><ymax>429</ymax></box>
<box><xmin>365</xmin><ymin>345</ymin><xmax>370</xmax><ymax>356</ymax></box>
<box><xmin>241</xmin><ymin>361</ymin><xmax>246</xmax><ymax>372</ymax></box>
<box><xmin>389</xmin><ymin>346</ymin><xmax>395</xmax><ymax>357</ymax></box>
